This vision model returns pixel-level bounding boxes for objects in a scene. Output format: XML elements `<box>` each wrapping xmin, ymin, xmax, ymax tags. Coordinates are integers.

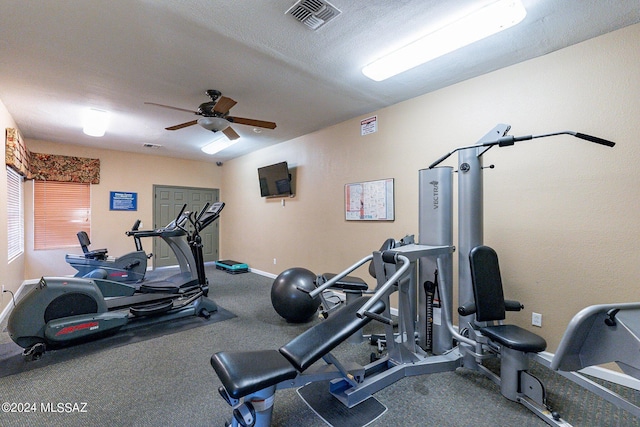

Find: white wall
<box><xmin>0</xmin><ymin>100</ymin><xmax>26</xmax><ymax>312</ymax></box>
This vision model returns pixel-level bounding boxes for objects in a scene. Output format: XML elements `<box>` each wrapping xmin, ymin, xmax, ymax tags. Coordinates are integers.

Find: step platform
<box><xmin>215</xmin><ymin>259</ymin><xmax>249</xmax><ymax>274</ymax></box>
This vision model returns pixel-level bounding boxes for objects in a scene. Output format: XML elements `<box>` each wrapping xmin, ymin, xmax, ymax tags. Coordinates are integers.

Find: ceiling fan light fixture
<box><xmin>83</xmin><ymin>108</ymin><xmax>110</xmax><ymax>137</ymax></box>
<box><xmin>201</xmin><ymin>135</ymin><xmax>238</xmax><ymax>155</ymax></box>
<box><xmin>362</xmin><ymin>0</ymin><xmax>527</xmax><ymax>81</ymax></box>
<box><xmin>198</xmin><ymin>116</ymin><xmax>230</xmax><ymax>131</ymax></box>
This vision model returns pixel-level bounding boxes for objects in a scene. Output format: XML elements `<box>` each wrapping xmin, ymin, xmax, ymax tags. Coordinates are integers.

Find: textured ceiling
<box><xmin>1</xmin><ymin>0</ymin><xmax>639</xmax><ymax>162</ymax></box>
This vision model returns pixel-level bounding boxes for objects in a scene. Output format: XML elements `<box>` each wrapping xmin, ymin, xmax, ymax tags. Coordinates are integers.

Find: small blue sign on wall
<box><xmin>110</xmin><ymin>191</ymin><xmax>137</xmax><ymax>211</ymax></box>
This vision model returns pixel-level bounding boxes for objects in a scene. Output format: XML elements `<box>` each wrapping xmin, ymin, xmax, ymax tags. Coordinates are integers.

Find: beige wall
<box><xmin>221</xmin><ymin>23</ymin><xmax>640</xmax><ymax>351</ymax></box>
<box><xmin>22</xmin><ymin>140</ymin><xmax>222</xmax><ymax>279</ymax></box>
<box><xmin>1</xmin><ymin>23</ymin><xmax>639</xmax><ymax>352</ymax></box>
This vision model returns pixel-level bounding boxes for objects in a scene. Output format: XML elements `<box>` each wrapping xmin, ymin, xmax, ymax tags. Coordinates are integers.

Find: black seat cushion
<box><xmin>480</xmin><ymin>325</ymin><xmax>547</xmax><ymax>353</ymax></box>
<box><xmin>85</xmin><ymin>248</ymin><xmax>108</xmax><ymax>259</ymax></box>
<box><xmin>210</xmin><ymin>350</ymin><xmax>297</xmax><ymax>399</ymax></box>
<box><xmin>77</xmin><ymin>231</ymin><xmax>108</xmax><ymax>259</ymax></box>
<box><xmin>279</xmin><ymin>296</ymin><xmax>385</xmax><ymax>371</ymax></box>
<box><xmin>469</xmin><ymin>246</ymin><xmax>506</xmax><ymax>322</ymax></box>
<box><xmin>321</xmin><ymin>273</ymin><xmax>369</xmax><ymax>292</ymax></box>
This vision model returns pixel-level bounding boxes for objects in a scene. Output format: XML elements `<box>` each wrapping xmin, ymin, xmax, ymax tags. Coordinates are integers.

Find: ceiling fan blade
<box><xmin>228</xmin><ymin>116</ymin><xmax>277</xmax><ymax>129</ymax></box>
<box><xmin>222</xmin><ymin>126</ymin><xmax>240</xmax><ymax>140</ymax></box>
<box><xmin>166</xmin><ymin>120</ymin><xmax>198</xmax><ymax>130</ymax></box>
<box><xmin>213</xmin><ymin>96</ymin><xmax>237</xmax><ymax>114</ymax></box>
<box><xmin>144</xmin><ymin>102</ymin><xmax>198</xmax><ymax>114</ymax></box>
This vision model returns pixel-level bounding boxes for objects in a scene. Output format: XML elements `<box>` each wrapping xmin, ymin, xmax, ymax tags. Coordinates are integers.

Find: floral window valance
<box><xmin>5</xmin><ymin>128</ymin><xmax>31</xmax><ymax>177</ymax></box>
<box><xmin>30</xmin><ymin>153</ymin><xmax>100</xmax><ymax>184</ymax></box>
<box><xmin>5</xmin><ymin>127</ymin><xmax>100</xmax><ymax>184</ymax></box>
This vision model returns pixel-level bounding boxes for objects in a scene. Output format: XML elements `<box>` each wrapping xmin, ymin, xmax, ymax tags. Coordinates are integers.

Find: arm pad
<box><xmin>505</xmin><ymin>300</ymin><xmax>524</xmax><ymax>311</ymax></box>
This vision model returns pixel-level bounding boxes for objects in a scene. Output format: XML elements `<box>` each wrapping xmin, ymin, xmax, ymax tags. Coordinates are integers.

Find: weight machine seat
<box><xmin>479</xmin><ymin>324</ymin><xmax>547</xmax><ymax>353</ymax></box>
<box><xmin>77</xmin><ymin>231</ymin><xmax>108</xmax><ymax>260</ymax></box>
<box><xmin>469</xmin><ymin>245</ymin><xmax>547</xmax><ymax>353</ymax></box>
<box><xmin>320</xmin><ymin>273</ymin><xmax>369</xmax><ymax>292</ymax></box>
<box><xmin>210</xmin><ymin>296</ymin><xmax>386</xmax><ymax>398</ymax></box>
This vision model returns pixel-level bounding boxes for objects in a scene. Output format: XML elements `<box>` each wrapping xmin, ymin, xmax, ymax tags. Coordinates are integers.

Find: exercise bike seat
<box><xmin>77</xmin><ymin>231</ymin><xmax>108</xmax><ymax>260</ymax></box>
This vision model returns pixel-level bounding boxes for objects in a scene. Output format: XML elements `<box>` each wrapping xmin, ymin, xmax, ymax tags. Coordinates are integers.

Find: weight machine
<box><xmin>211</xmin><ymin>124</ymin><xmax>640</xmax><ymax>427</ymax></box>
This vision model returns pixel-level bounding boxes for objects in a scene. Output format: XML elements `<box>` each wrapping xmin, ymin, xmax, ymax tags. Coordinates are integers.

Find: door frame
<box><xmin>152</xmin><ymin>185</ymin><xmax>220</xmax><ymax>268</ymax></box>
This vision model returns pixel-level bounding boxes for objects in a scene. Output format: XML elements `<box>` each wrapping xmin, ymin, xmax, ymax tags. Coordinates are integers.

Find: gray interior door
<box><xmin>153</xmin><ymin>185</ymin><xmax>220</xmax><ymax>268</ymax></box>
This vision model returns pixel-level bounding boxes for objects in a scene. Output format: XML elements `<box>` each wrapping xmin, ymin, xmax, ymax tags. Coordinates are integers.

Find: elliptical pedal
<box><xmin>24</xmin><ymin>342</ymin><xmax>46</xmax><ymax>361</ymax></box>
<box><xmin>129</xmin><ymin>300</ymin><xmax>174</xmax><ymax>317</ymax></box>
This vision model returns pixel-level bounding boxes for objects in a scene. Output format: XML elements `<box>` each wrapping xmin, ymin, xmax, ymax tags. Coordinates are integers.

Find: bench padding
<box><xmin>210</xmin><ymin>350</ymin><xmax>297</xmax><ymax>399</ymax></box>
<box><xmin>279</xmin><ymin>296</ymin><xmax>385</xmax><ymax>371</ymax></box>
<box><xmin>211</xmin><ymin>296</ymin><xmax>386</xmax><ymax>399</ymax></box>
<box><xmin>480</xmin><ymin>325</ymin><xmax>547</xmax><ymax>353</ymax></box>
<box><xmin>320</xmin><ymin>273</ymin><xmax>369</xmax><ymax>292</ymax></box>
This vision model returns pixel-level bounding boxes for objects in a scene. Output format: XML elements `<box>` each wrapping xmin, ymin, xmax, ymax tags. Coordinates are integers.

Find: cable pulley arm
<box><xmin>427</xmin><ymin>127</ymin><xmax>616</xmax><ymax>169</ymax></box>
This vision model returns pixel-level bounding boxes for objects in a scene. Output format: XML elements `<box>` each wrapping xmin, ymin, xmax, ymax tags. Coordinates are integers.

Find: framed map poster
<box><xmin>345</xmin><ymin>178</ymin><xmax>394</xmax><ymax>221</ymax></box>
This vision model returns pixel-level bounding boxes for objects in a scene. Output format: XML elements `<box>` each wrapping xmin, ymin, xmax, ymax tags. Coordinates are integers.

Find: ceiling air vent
<box><xmin>286</xmin><ymin>0</ymin><xmax>341</xmax><ymax>31</ymax></box>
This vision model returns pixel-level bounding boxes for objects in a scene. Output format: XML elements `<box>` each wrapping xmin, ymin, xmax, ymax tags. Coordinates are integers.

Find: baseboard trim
<box><xmin>249</xmin><ymin>268</ymin><xmax>277</xmax><ymax>279</ymax></box>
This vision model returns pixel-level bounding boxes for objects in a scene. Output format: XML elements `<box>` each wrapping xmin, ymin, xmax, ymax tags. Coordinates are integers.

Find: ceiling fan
<box><xmin>145</xmin><ymin>90</ymin><xmax>277</xmax><ymax>140</ymax></box>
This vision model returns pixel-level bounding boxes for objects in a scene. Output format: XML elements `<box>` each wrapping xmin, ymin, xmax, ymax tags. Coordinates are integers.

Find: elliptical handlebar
<box><xmin>124</xmin><ymin>205</ymin><xmax>190</xmax><ymax>239</ymax></box>
<box><xmin>195</xmin><ymin>202</ymin><xmax>225</xmax><ymax>232</ymax></box>
<box><xmin>196</xmin><ymin>202</ymin><xmax>211</xmax><ymax>223</ymax></box>
<box><xmin>173</xmin><ymin>204</ymin><xmax>189</xmax><ymax>233</ymax></box>
<box><xmin>190</xmin><ymin>202</ymin><xmax>212</xmax><ymax>236</ymax></box>
<box><xmin>121</xmin><ymin>202</ymin><xmax>225</xmax><ymax>241</ymax></box>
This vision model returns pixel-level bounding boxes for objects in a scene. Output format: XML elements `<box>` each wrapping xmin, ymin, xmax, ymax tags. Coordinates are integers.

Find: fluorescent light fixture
<box><xmin>83</xmin><ymin>108</ymin><xmax>110</xmax><ymax>137</ymax></box>
<box><xmin>201</xmin><ymin>135</ymin><xmax>238</xmax><ymax>155</ymax></box>
<box><xmin>362</xmin><ymin>0</ymin><xmax>527</xmax><ymax>81</ymax></box>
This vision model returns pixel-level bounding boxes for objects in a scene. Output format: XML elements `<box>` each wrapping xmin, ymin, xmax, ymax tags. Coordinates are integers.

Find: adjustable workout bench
<box><xmin>211</xmin><ymin>296</ymin><xmax>385</xmax><ymax>427</ymax></box>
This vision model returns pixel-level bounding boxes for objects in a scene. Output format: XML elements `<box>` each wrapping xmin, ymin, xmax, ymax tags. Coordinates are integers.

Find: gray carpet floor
<box><xmin>0</xmin><ymin>266</ymin><xmax>639</xmax><ymax>426</ymax></box>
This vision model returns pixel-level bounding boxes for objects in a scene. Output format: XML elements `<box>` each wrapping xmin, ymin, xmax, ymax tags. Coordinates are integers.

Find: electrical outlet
<box><xmin>1</xmin><ymin>285</ymin><xmax>4</xmax><ymax>293</ymax></box>
<box><xmin>273</xmin><ymin>258</ymin><xmax>277</xmax><ymax>265</ymax></box>
<box><xmin>532</xmin><ymin>312</ymin><xmax>542</xmax><ymax>327</ymax></box>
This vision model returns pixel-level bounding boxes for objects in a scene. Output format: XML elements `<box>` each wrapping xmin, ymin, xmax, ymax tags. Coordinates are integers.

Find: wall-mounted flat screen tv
<box><xmin>258</xmin><ymin>161</ymin><xmax>292</xmax><ymax>198</ymax></box>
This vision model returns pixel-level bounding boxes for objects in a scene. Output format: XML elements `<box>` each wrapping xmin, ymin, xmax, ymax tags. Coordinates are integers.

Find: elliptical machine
<box><xmin>64</xmin><ymin>219</ymin><xmax>153</xmax><ymax>283</ymax></box>
<box><xmin>7</xmin><ymin>201</ymin><xmax>224</xmax><ymax>360</ymax></box>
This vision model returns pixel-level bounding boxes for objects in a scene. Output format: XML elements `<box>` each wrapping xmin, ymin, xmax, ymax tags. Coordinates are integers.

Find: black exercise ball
<box><xmin>271</xmin><ymin>267</ymin><xmax>320</xmax><ymax>323</ymax></box>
